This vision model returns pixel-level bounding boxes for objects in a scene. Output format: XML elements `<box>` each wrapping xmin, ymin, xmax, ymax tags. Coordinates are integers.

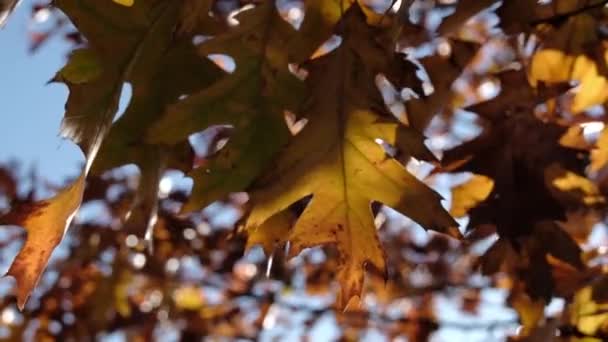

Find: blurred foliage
<box><xmin>6</xmin><ymin>0</ymin><xmax>608</xmax><ymax>340</ymax></box>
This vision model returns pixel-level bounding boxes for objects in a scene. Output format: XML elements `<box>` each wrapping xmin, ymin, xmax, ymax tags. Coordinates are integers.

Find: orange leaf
<box><xmin>3</xmin><ymin>173</ymin><xmax>85</xmax><ymax>309</ymax></box>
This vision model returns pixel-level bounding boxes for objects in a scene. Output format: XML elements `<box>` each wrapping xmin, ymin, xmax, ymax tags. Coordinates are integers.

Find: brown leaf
<box><xmin>1</xmin><ymin>174</ymin><xmax>85</xmax><ymax>309</ymax></box>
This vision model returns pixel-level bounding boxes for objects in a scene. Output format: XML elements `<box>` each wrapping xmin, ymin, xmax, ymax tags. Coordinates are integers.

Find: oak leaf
<box><xmin>445</xmin><ymin>69</ymin><xmax>587</xmax><ymax>301</ymax></box>
<box><xmin>246</xmin><ymin>5</ymin><xmax>458</xmax><ymax>309</ymax></box>
<box><xmin>2</xmin><ymin>0</ymin><xmax>188</xmax><ymax>309</ymax></box>
<box><xmin>1</xmin><ymin>174</ymin><xmax>85</xmax><ymax>310</ymax></box>
<box><xmin>148</xmin><ymin>1</ymin><xmax>303</xmax><ymax>213</ymax></box>
<box><xmin>92</xmin><ymin>43</ymin><xmax>223</xmax><ymax>242</ymax></box>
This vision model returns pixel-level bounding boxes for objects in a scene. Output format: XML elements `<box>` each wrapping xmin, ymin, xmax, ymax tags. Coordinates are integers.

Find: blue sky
<box><xmin>0</xmin><ymin>0</ymin><xmax>81</xmax><ymax>187</ymax></box>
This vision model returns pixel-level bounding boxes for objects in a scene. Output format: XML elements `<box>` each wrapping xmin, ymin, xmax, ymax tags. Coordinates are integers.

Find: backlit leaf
<box><xmin>1</xmin><ymin>174</ymin><xmax>85</xmax><ymax>309</ymax></box>
<box><xmin>530</xmin><ymin>50</ymin><xmax>608</xmax><ymax>113</ymax></box>
<box><xmin>546</xmin><ymin>163</ymin><xmax>605</xmax><ymax>206</ymax></box>
<box><xmin>247</xmin><ymin>5</ymin><xmax>459</xmax><ymax>309</ymax></box>
<box><xmin>450</xmin><ymin>174</ymin><xmax>493</xmax><ymax>218</ymax></box>
<box><xmin>569</xmin><ymin>286</ymin><xmax>608</xmax><ymax>336</ymax></box>
<box><xmin>2</xmin><ymin>0</ymin><xmax>187</xmax><ymax>309</ymax></box>
<box><xmin>148</xmin><ymin>1</ymin><xmax>303</xmax><ymax>212</ymax></box>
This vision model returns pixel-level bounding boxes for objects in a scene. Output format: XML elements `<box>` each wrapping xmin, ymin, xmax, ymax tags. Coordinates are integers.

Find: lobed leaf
<box><xmin>246</xmin><ymin>4</ymin><xmax>459</xmax><ymax>309</ymax></box>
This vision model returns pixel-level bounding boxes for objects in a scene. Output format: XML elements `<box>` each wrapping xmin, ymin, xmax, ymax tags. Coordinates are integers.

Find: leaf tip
<box><xmin>446</xmin><ymin>224</ymin><xmax>464</xmax><ymax>240</ymax></box>
<box><xmin>5</xmin><ymin>265</ymin><xmax>35</xmax><ymax>311</ymax></box>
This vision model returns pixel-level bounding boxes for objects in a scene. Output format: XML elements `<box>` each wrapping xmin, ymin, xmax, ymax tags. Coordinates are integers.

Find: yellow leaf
<box><xmin>3</xmin><ymin>173</ymin><xmax>85</xmax><ymax>310</ymax></box>
<box><xmin>592</xmin><ymin>128</ymin><xmax>608</xmax><ymax>172</ymax></box>
<box><xmin>570</xmin><ymin>286</ymin><xmax>608</xmax><ymax>336</ymax></box>
<box><xmin>147</xmin><ymin>1</ymin><xmax>300</xmax><ymax>212</ymax></box>
<box><xmin>546</xmin><ymin>164</ymin><xmax>605</xmax><ymax>205</ymax></box>
<box><xmin>529</xmin><ymin>49</ymin><xmax>608</xmax><ymax>113</ymax></box>
<box><xmin>112</xmin><ymin>0</ymin><xmax>133</xmax><ymax>6</ymax></box>
<box><xmin>450</xmin><ymin>174</ymin><xmax>493</xmax><ymax>217</ymax></box>
<box><xmin>552</xmin><ymin>171</ymin><xmax>597</xmax><ymax>196</ymax></box>
<box><xmin>529</xmin><ymin>49</ymin><xmax>576</xmax><ymax>85</ymax></box>
<box><xmin>247</xmin><ymin>5</ymin><xmax>458</xmax><ymax>310</ymax></box>
<box><xmin>1</xmin><ymin>0</ymin><xmax>185</xmax><ymax>310</ymax></box>
<box><xmin>559</xmin><ymin>125</ymin><xmax>589</xmax><ymax>150</ymax></box>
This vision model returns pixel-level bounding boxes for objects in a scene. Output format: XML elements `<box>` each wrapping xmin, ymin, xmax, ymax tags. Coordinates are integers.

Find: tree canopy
<box><xmin>4</xmin><ymin>0</ymin><xmax>608</xmax><ymax>340</ymax></box>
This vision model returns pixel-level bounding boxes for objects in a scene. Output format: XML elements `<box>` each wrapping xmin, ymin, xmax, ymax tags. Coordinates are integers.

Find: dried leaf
<box><xmin>2</xmin><ymin>0</ymin><xmax>187</xmax><ymax>309</ymax></box>
<box><xmin>247</xmin><ymin>5</ymin><xmax>458</xmax><ymax>309</ymax></box>
<box><xmin>1</xmin><ymin>174</ymin><xmax>85</xmax><ymax>309</ymax></box>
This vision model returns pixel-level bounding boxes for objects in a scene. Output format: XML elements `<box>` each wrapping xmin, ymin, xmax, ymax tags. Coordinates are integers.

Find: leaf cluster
<box><xmin>6</xmin><ymin>0</ymin><xmax>608</xmax><ymax>340</ymax></box>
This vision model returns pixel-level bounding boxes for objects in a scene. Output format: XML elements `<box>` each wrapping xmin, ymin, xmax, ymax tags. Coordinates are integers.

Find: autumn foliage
<box><xmin>4</xmin><ymin>0</ymin><xmax>608</xmax><ymax>340</ymax></box>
